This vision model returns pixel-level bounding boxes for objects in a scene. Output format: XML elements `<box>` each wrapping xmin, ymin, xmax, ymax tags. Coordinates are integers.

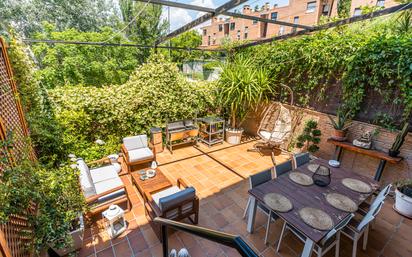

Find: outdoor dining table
<box><xmin>247</xmin><ymin>158</ymin><xmax>380</xmax><ymax>257</ymax></box>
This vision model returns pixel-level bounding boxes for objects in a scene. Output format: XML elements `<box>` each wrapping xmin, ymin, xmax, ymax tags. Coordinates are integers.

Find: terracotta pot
<box><xmin>333</xmin><ymin>129</ymin><xmax>346</xmax><ymax>141</ymax></box>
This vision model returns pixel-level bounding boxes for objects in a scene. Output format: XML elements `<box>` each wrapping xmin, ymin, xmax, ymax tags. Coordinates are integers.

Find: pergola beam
<box><xmin>135</xmin><ymin>0</ymin><xmax>312</xmax><ymax>30</ymax></box>
<box><xmin>21</xmin><ymin>39</ymin><xmax>225</xmax><ymax>52</ymax></box>
<box><xmin>155</xmin><ymin>0</ymin><xmax>249</xmax><ymax>44</ymax></box>
<box><xmin>235</xmin><ymin>3</ymin><xmax>412</xmax><ymax>49</ymax></box>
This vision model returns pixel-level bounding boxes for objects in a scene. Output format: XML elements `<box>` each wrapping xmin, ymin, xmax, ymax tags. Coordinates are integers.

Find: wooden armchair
<box><xmin>143</xmin><ymin>178</ymin><xmax>199</xmax><ymax>240</ymax></box>
<box><xmin>121</xmin><ymin>134</ymin><xmax>156</xmax><ymax>173</ymax></box>
<box><xmin>77</xmin><ymin>158</ymin><xmax>131</xmax><ymax>218</ymax></box>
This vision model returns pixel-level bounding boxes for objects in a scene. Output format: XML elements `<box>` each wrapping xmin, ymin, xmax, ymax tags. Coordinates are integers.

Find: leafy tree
<box><xmin>31</xmin><ymin>23</ymin><xmax>144</xmax><ymax>88</ymax></box>
<box><xmin>0</xmin><ymin>0</ymin><xmax>119</xmax><ymax>37</ymax></box>
<box><xmin>295</xmin><ymin>120</ymin><xmax>321</xmax><ymax>153</ymax></box>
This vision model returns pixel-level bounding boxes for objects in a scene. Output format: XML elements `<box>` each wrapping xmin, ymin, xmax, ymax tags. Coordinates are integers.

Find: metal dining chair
<box><xmin>341</xmin><ymin>200</ymin><xmax>385</xmax><ymax>257</ymax></box>
<box><xmin>263</xmin><ymin>160</ymin><xmax>293</xmax><ymax>244</ymax></box>
<box><xmin>276</xmin><ymin>213</ymin><xmax>355</xmax><ymax>257</ymax></box>
<box><xmin>273</xmin><ymin>159</ymin><xmax>293</xmax><ymax>178</ymax></box>
<box><xmin>243</xmin><ymin>168</ymin><xmax>273</xmax><ymax>219</ymax></box>
<box><xmin>358</xmin><ymin>184</ymin><xmax>391</xmax><ymax>215</ymax></box>
<box><xmin>293</xmin><ymin>152</ymin><xmax>310</xmax><ymax>169</ymax></box>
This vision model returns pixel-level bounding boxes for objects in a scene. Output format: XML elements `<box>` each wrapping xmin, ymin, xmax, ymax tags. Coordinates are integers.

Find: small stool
<box><xmin>102</xmin><ymin>205</ymin><xmax>127</xmax><ymax>238</ymax></box>
<box><xmin>151</xmin><ymin>127</ymin><xmax>163</xmax><ymax>153</ymax></box>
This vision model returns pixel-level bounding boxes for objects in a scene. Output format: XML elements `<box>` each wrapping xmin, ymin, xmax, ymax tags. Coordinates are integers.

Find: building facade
<box><xmin>200</xmin><ymin>0</ymin><xmax>397</xmax><ymax>48</ymax></box>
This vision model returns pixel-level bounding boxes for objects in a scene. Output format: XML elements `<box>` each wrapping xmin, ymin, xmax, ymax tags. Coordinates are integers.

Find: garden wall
<box><xmin>243</xmin><ymin>101</ymin><xmax>412</xmax><ymax>185</ymax></box>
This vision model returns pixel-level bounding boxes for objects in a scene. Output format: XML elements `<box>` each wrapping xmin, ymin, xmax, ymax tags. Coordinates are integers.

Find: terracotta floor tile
<box><xmin>128</xmin><ymin>231</ymin><xmax>149</xmax><ymax>254</ymax></box>
<box><xmin>113</xmin><ymin>239</ymin><xmax>133</xmax><ymax>257</ymax></box>
<box><xmin>95</xmin><ymin>247</ymin><xmax>115</xmax><ymax>257</ymax></box>
<box><xmin>141</xmin><ymin>226</ymin><xmax>160</xmax><ymax>247</ymax></box>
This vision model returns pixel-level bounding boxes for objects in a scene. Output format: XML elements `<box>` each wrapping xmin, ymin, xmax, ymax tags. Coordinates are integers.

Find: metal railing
<box><xmin>154</xmin><ymin>217</ymin><xmax>258</xmax><ymax>257</ymax></box>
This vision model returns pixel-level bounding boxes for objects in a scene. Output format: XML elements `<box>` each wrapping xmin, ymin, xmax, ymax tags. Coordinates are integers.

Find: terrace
<box><xmin>79</xmin><ymin>141</ymin><xmax>411</xmax><ymax>257</ymax></box>
<box><xmin>0</xmin><ymin>1</ymin><xmax>412</xmax><ymax>257</ymax></box>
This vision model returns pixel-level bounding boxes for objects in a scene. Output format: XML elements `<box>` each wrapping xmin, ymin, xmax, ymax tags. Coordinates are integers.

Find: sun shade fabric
<box><xmin>123</xmin><ymin>135</ymin><xmax>148</xmax><ymax>150</ymax></box>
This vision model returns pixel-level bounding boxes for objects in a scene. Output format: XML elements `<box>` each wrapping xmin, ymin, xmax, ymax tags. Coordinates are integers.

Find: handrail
<box><xmin>154</xmin><ymin>217</ymin><xmax>258</xmax><ymax>257</ymax></box>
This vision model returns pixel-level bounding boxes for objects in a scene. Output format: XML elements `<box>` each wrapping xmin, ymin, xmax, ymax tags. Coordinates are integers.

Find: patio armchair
<box><xmin>276</xmin><ymin>213</ymin><xmax>355</xmax><ymax>257</ymax></box>
<box><xmin>143</xmin><ymin>178</ymin><xmax>199</xmax><ymax>240</ymax></box>
<box><xmin>121</xmin><ymin>134</ymin><xmax>155</xmax><ymax>173</ymax></box>
<box><xmin>77</xmin><ymin>158</ymin><xmax>130</xmax><ymax>217</ymax></box>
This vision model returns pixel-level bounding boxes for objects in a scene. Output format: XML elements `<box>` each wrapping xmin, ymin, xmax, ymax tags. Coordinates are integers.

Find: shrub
<box><xmin>49</xmin><ymin>53</ymin><xmax>216</xmax><ymax>161</ymax></box>
<box><xmin>295</xmin><ymin>120</ymin><xmax>321</xmax><ymax>153</ymax></box>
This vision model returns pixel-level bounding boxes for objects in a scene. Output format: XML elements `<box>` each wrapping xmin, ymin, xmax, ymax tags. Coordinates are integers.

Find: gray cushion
<box><xmin>94</xmin><ymin>177</ymin><xmax>125</xmax><ymax>203</ymax></box>
<box><xmin>89</xmin><ymin>165</ymin><xmax>119</xmax><ymax>183</ymax></box>
<box><xmin>77</xmin><ymin>159</ymin><xmax>96</xmax><ymax>198</ymax></box>
<box><xmin>128</xmin><ymin>147</ymin><xmax>153</xmax><ymax>162</ymax></box>
<box><xmin>184</xmin><ymin>119</ymin><xmax>194</xmax><ymax>127</ymax></box>
<box><xmin>152</xmin><ymin>186</ymin><xmax>181</xmax><ymax>206</ymax></box>
<box><xmin>159</xmin><ymin>187</ymin><xmax>196</xmax><ymax>212</ymax></box>
<box><xmin>123</xmin><ymin>135</ymin><xmax>148</xmax><ymax>150</ymax></box>
<box><xmin>167</xmin><ymin>121</ymin><xmax>185</xmax><ymax>131</ymax></box>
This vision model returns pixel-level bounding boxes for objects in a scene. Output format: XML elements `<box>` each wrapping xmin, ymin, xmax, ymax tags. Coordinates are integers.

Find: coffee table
<box><xmin>131</xmin><ymin>167</ymin><xmax>172</xmax><ymax>198</ymax></box>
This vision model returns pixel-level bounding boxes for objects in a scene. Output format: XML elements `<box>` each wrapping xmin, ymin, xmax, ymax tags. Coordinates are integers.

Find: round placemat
<box><xmin>326</xmin><ymin>193</ymin><xmax>358</xmax><ymax>212</ymax></box>
<box><xmin>342</xmin><ymin>178</ymin><xmax>372</xmax><ymax>193</ymax></box>
<box><xmin>307</xmin><ymin>164</ymin><xmax>320</xmax><ymax>173</ymax></box>
<box><xmin>263</xmin><ymin>193</ymin><xmax>293</xmax><ymax>213</ymax></box>
<box><xmin>289</xmin><ymin>172</ymin><xmax>314</xmax><ymax>186</ymax></box>
<box><xmin>299</xmin><ymin>207</ymin><xmax>334</xmax><ymax>231</ymax></box>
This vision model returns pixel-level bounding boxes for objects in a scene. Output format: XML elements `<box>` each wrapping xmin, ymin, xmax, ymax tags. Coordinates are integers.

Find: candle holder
<box><xmin>312</xmin><ymin>165</ymin><xmax>331</xmax><ymax>187</ymax></box>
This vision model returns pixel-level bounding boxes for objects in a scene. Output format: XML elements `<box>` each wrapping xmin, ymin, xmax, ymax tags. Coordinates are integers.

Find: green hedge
<box><xmin>49</xmin><ymin>54</ymin><xmax>216</xmax><ymax>161</ymax></box>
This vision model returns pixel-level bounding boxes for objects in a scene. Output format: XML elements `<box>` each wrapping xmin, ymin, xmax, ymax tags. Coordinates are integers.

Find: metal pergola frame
<box><xmin>21</xmin><ymin>2</ymin><xmax>411</xmax><ymax>52</ymax></box>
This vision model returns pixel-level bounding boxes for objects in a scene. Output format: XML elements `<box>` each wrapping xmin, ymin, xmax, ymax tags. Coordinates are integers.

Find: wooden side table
<box><xmin>131</xmin><ymin>167</ymin><xmax>172</xmax><ymax>198</ymax></box>
<box><xmin>327</xmin><ymin>138</ymin><xmax>402</xmax><ymax>181</ymax></box>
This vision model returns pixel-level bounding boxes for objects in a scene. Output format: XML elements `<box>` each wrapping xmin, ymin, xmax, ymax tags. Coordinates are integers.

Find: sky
<box><xmin>160</xmin><ymin>0</ymin><xmax>290</xmax><ymax>32</ymax></box>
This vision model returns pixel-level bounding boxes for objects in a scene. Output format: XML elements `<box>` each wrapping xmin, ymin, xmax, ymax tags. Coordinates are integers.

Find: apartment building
<box><xmin>200</xmin><ymin>0</ymin><xmax>397</xmax><ymax>48</ymax></box>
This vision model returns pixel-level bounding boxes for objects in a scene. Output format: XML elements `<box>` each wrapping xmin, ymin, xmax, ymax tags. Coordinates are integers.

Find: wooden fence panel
<box><xmin>0</xmin><ymin>38</ymin><xmax>34</xmax><ymax>257</ymax></box>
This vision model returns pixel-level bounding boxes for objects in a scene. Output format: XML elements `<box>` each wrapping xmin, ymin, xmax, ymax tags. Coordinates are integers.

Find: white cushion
<box><xmin>94</xmin><ymin>177</ymin><xmax>125</xmax><ymax>203</ymax></box>
<box><xmin>259</xmin><ymin>130</ymin><xmax>272</xmax><ymax>140</ymax></box>
<box><xmin>89</xmin><ymin>165</ymin><xmax>119</xmax><ymax>184</ymax></box>
<box><xmin>128</xmin><ymin>147</ymin><xmax>154</xmax><ymax>162</ymax></box>
<box><xmin>123</xmin><ymin>135</ymin><xmax>148</xmax><ymax>151</ymax></box>
<box><xmin>152</xmin><ymin>186</ymin><xmax>181</xmax><ymax>206</ymax></box>
<box><xmin>77</xmin><ymin>159</ymin><xmax>96</xmax><ymax>198</ymax></box>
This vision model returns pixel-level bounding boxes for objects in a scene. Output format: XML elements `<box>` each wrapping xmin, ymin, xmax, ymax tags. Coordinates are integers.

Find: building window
<box><xmin>376</xmin><ymin>0</ymin><xmax>385</xmax><ymax>7</ymax></box>
<box><xmin>208</xmin><ymin>35</ymin><xmax>211</xmax><ymax>45</ymax></box>
<box><xmin>353</xmin><ymin>8</ymin><xmax>362</xmax><ymax>16</ymax></box>
<box><xmin>244</xmin><ymin>26</ymin><xmax>248</xmax><ymax>39</ymax></box>
<box><xmin>279</xmin><ymin>26</ymin><xmax>285</xmax><ymax>35</ymax></box>
<box><xmin>237</xmin><ymin>30</ymin><xmax>241</xmax><ymax>40</ymax></box>
<box><xmin>271</xmin><ymin>12</ymin><xmax>278</xmax><ymax>20</ymax></box>
<box><xmin>292</xmin><ymin>16</ymin><xmax>299</xmax><ymax>32</ymax></box>
<box><xmin>322</xmin><ymin>4</ymin><xmax>330</xmax><ymax>15</ymax></box>
<box><xmin>230</xmin><ymin>22</ymin><xmax>236</xmax><ymax>30</ymax></box>
<box><xmin>212</xmin><ymin>33</ymin><xmax>216</xmax><ymax>45</ymax></box>
<box><xmin>253</xmin><ymin>19</ymin><xmax>258</xmax><ymax>25</ymax></box>
<box><xmin>218</xmin><ymin>24</ymin><xmax>223</xmax><ymax>32</ymax></box>
<box><xmin>203</xmin><ymin>29</ymin><xmax>207</xmax><ymax>36</ymax></box>
<box><xmin>306</xmin><ymin>2</ymin><xmax>317</xmax><ymax>13</ymax></box>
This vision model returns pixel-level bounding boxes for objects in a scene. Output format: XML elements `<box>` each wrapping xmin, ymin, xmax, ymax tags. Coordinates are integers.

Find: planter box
<box><xmin>51</xmin><ymin>215</ymin><xmax>85</xmax><ymax>256</ymax></box>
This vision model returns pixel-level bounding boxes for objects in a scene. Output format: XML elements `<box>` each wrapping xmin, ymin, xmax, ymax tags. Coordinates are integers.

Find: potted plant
<box><xmin>394</xmin><ymin>179</ymin><xmax>412</xmax><ymax>218</ymax></box>
<box><xmin>327</xmin><ymin>108</ymin><xmax>352</xmax><ymax>141</ymax></box>
<box><xmin>388</xmin><ymin>122</ymin><xmax>409</xmax><ymax>157</ymax></box>
<box><xmin>295</xmin><ymin>119</ymin><xmax>322</xmax><ymax>153</ymax></box>
<box><xmin>51</xmin><ymin>214</ymin><xmax>85</xmax><ymax>256</ymax></box>
<box><xmin>217</xmin><ymin>56</ymin><xmax>273</xmax><ymax>144</ymax></box>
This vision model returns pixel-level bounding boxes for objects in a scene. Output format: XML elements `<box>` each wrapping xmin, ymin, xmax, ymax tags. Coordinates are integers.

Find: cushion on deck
<box><xmin>158</xmin><ymin>187</ymin><xmax>196</xmax><ymax>212</ymax></box>
<box><xmin>89</xmin><ymin>165</ymin><xmax>119</xmax><ymax>183</ymax></box>
<box><xmin>123</xmin><ymin>135</ymin><xmax>148</xmax><ymax>150</ymax></box>
<box><xmin>128</xmin><ymin>147</ymin><xmax>154</xmax><ymax>162</ymax></box>
<box><xmin>77</xmin><ymin>159</ymin><xmax>96</xmax><ymax>198</ymax></box>
<box><xmin>94</xmin><ymin>177</ymin><xmax>125</xmax><ymax>203</ymax></box>
<box><xmin>152</xmin><ymin>186</ymin><xmax>181</xmax><ymax>206</ymax></box>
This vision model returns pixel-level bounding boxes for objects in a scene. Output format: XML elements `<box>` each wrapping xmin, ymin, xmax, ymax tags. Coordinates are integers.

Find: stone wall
<box><xmin>243</xmin><ymin>102</ymin><xmax>412</xmax><ymax>184</ymax></box>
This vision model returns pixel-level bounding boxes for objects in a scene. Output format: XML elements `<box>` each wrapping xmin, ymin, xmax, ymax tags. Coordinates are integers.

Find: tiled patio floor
<box><xmin>79</xmin><ymin>140</ymin><xmax>412</xmax><ymax>257</ymax></box>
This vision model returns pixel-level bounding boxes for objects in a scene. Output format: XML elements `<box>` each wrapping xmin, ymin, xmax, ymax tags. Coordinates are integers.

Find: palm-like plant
<box><xmin>217</xmin><ymin>56</ymin><xmax>274</xmax><ymax>129</ymax></box>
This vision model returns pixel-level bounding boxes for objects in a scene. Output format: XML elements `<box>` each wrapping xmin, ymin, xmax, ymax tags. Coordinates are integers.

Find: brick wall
<box><xmin>243</xmin><ymin>102</ymin><xmax>412</xmax><ymax>184</ymax></box>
